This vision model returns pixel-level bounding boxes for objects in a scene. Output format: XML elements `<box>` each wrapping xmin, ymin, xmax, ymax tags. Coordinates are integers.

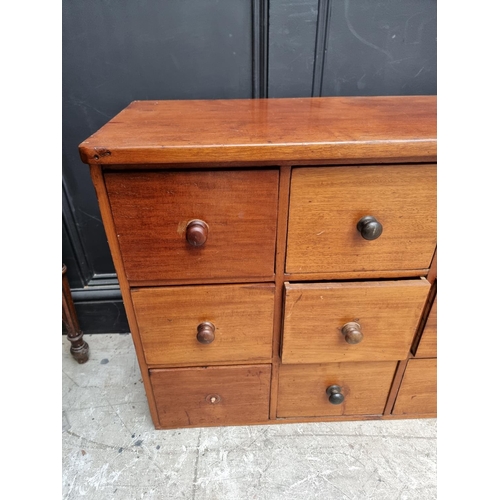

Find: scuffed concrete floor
<box><xmin>62</xmin><ymin>334</ymin><xmax>436</xmax><ymax>500</ymax></box>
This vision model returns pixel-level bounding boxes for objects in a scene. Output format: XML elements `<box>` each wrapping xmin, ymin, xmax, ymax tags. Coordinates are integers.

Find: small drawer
<box><xmin>105</xmin><ymin>169</ymin><xmax>279</xmax><ymax>283</ymax></box>
<box><xmin>286</xmin><ymin>165</ymin><xmax>437</xmax><ymax>274</ymax></box>
<box><xmin>392</xmin><ymin>358</ymin><xmax>437</xmax><ymax>415</ymax></box>
<box><xmin>132</xmin><ymin>284</ymin><xmax>274</xmax><ymax>366</ymax></box>
<box><xmin>415</xmin><ymin>295</ymin><xmax>437</xmax><ymax>358</ymax></box>
<box><xmin>282</xmin><ymin>280</ymin><xmax>430</xmax><ymax>364</ymax></box>
<box><xmin>277</xmin><ymin>362</ymin><xmax>397</xmax><ymax>418</ymax></box>
<box><xmin>151</xmin><ymin>364</ymin><xmax>271</xmax><ymax>428</ymax></box>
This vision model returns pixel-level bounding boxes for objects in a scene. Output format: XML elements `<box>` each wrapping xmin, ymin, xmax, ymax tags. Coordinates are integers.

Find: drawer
<box><xmin>132</xmin><ymin>284</ymin><xmax>274</xmax><ymax>365</ymax></box>
<box><xmin>392</xmin><ymin>358</ymin><xmax>437</xmax><ymax>415</ymax></box>
<box><xmin>286</xmin><ymin>165</ymin><xmax>437</xmax><ymax>274</ymax></box>
<box><xmin>150</xmin><ymin>364</ymin><xmax>271</xmax><ymax>428</ymax></box>
<box><xmin>282</xmin><ymin>280</ymin><xmax>430</xmax><ymax>364</ymax></box>
<box><xmin>415</xmin><ymin>295</ymin><xmax>437</xmax><ymax>358</ymax></box>
<box><xmin>277</xmin><ymin>362</ymin><xmax>397</xmax><ymax>417</ymax></box>
<box><xmin>105</xmin><ymin>169</ymin><xmax>279</xmax><ymax>283</ymax></box>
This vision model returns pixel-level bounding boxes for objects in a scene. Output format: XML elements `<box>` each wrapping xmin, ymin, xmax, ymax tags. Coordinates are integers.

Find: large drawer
<box><xmin>132</xmin><ymin>284</ymin><xmax>274</xmax><ymax>366</ymax></box>
<box><xmin>392</xmin><ymin>358</ymin><xmax>437</xmax><ymax>415</ymax></box>
<box><xmin>277</xmin><ymin>362</ymin><xmax>397</xmax><ymax>418</ymax></box>
<box><xmin>286</xmin><ymin>165</ymin><xmax>437</xmax><ymax>274</ymax></box>
<box><xmin>282</xmin><ymin>280</ymin><xmax>430</xmax><ymax>364</ymax></box>
<box><xmin>151</xmin><ymin>364</ymin><xmax>271</xmax><ymax>428</ymax></box>
<box><xmin>105</xmin><ymin>169</ymin><xmax>279</xmax><ymax>283</ymax></box>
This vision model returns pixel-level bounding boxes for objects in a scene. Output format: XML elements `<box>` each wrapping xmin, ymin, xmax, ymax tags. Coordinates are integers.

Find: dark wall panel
<box><xmin>63</xmin><ymin>214</ymin><xmax>84</xmax><ymax>289</ymax></box>
<box><xmin>74</xmin><ymin>301</ymin><xmax>129</xmax><ymax>335</ymax></box>
<box><xmin>63</xmin><ymin>0</ymin><xmax>255</xmax><ymax>289</ymax></box>
<box><xmin>268</xmin><ymin>0</ymin><xmax>319</xmax><ymax>97</ymax></box>
<box><xmin>322</xmin><ymin>0</ymin><xmax>437</xmax><ymax>96</ymax></box>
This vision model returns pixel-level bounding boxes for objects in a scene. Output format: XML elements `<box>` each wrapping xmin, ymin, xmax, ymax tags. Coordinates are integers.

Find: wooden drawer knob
<box><xmin>186</xmin><ymin>219</ymin><xmax>208</xmax><ymax>247</ymax></box>
<box><xmin>326</xmin><ymin>385</ymin><xmax>344</xmax><ymax>405</ymax></box>
<box><xmin>356</xmin><ymin>216</ymin><xmax>383</xmax><ymax>240</ymax></box>
<box><xmin>341</xmin><ymin>322</ymin><xmax>364</xmax><ymax>345</ymax></box>
<box><xmin>196</xmin><ymin>321</ymin><xmax>215</xmax><ymax>344</ymax></box>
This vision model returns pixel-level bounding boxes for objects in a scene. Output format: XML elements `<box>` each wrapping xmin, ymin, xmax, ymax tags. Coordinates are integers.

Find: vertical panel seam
<box><xmin>312</xmin><ymin>0</ymin><xmax>332</xmax><ymax>97</ymax></box>
<box><xmin>252</xmin><ymin>0</ymin><xmax>269</xmax><ymax>98</ymax></box>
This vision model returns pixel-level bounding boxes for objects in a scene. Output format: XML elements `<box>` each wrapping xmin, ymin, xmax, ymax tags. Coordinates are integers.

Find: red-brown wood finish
<box><xmin>269</xmin><ymin>165</ymin><xmax>292</xmax><ymax>419</ymax></box>
<box><xmin>89</xmin><ymin>165</ymin><xmax>162</xmax><ymax>428</ymax></box>
<box><xmin>277</xmin><ymin>362</ymin><xmax>397</xmax><ymax>418</ymax></box>
<box><xmin>286</xmin><ymin>165</ymin><xmax>437</xmax><ymax>274</ymax></box>
<box><xmin>62</xmin><ymin>264</ymin><xmax>89</xmax><ymax>364</ymax></box>
<box><xmin>392</xmin><ymin>358</ymin><xmax>437</xmax><ymax>415</ymax></box>
<box><xmin>104</xmin><ymin>169</ymin><xmax>279</xmax><ymax>283</ymax></box>
<box><xmin>131</xmin><ymin>284</ymin><xmax>274</xmax><ymax>366</ymax></box>
<box><xmin>81</xmin><ymin>96</ymin><xmax>437</xmax><ymax>429</ymax></box>
<box><xmin>150</xmin><ymin>365</ymin><xmax>271</xmax><ymax>428</ymax></box>
<box><xmin>79</xmin><ymin>97</ymin><xmax>436</xmax><ymax>165</ymax></box>
<box><xmin>415</xmin><ymin>295</ymin><xmax>437</xmax><ymax>358</ymax></box>
<box><xmin>282</xmin><ymin>280</ymin><xmax>430</xmax><ymax>364</ymax></box>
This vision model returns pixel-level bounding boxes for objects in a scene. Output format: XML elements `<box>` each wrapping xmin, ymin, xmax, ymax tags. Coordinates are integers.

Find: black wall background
<box><xmin>62</xmin><ymin>0</ymin><xmax>436</xmax><ymax>334</ymax></box>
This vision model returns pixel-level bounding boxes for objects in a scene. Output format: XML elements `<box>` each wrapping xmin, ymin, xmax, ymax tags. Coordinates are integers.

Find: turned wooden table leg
<box><xmin>62</xmin><ymin>264</ymin><xmax>89</xmax><ymax>363</ymax></box>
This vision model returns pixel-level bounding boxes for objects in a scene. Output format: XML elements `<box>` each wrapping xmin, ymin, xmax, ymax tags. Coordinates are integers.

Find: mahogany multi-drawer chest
<box><xmin>79</xmin><ymin>96</ymin><xmax>437</xmax><ymax>429</ymax></box>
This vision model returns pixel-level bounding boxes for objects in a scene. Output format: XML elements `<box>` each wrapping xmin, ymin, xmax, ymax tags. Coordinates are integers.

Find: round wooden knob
<box><xmin>356</xmin><ymin>216</ymin><xmax>383</xmax><ymax>240</ymax></box>
<box><xmin>341</xmin><ymin>322</ymin><xmax>364</xmax><ymax>345</ymax></box>
<box><xmin>196</xmin><ymin>321</ymin><xmax>215</xmax><ymax>344</ymax></box>
<box><xmin>186</xmin><ymin>219</ymin><xmax>208</xmax><ymax>247</ymax></box>
<box><xmin>326</xmin><ymin>385</ymin><xmax>344</xmax><ymax>405</ymax></box>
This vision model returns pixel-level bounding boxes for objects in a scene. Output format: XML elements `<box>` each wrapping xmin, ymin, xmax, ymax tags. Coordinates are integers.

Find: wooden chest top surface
<box><xmin>79</xmin><ymin>96</ymin><xmax>436</xmax><ymax>165</ymax></box>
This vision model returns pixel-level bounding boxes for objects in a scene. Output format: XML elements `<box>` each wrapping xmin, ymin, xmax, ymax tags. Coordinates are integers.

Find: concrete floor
<box><xmin>62</xmin><ymin>334</ymin><xmax>436</xmax><ymax>500</ymax></box>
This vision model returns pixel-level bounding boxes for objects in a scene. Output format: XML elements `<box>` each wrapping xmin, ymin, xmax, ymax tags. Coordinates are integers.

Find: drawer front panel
<box><xmin>132</xmin><ymin>284</ymin><xmax>274</xmax><ymax>365</ymax></box>
<box><xmin>286</xmin><ymin>165</ymin><xmax>437</xmax><ymax>274</ymax></box>
<box><xmin>277</xmin><ymin>362</ymin><xmax>397</xmax><ymax>417</ymax></box>
<box><xmin>105</xmin><ymin>170</ymin><xmax>279</xmax><ymax>283</ymax></box>
<box><xmin>416</xmin><ymin>295</ymin><xmax>437</xmax><ymax>358</ymax></box>
<box><xmin>151</xmin><ymin>364</ymin><xmax>271</xmax><ymax>428</ymax></box>
<box><xmin>393</xmin><ymin>358</ymin><xmax>437</xmax><ymax>415</ymax></box>
<box><xmin>282</xmin><ymin>280</ymin><xmax>430</xmax><ymax>364</ymax></box>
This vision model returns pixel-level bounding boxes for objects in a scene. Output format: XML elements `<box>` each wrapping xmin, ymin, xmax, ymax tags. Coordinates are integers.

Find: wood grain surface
<box><xmin>82</xmin><ymin>96</ymin><xmax>438</xmax><ymax>429</ymax></box>
<box><xmin>131</xmin><ymin>284</ymin><xmax>274</xmax><ymax>366</ymax></box>
<box><xmin>150</xmin><ymin>364</ymin><xmax>271</xmax><ymax>428</ymax></box>
<box><xmin>383</xmin><ymin>359</ymin><xmax>409</xmax><ymax>415</ymax></box>
<box><xmin>415</xmin><ymin>295</ymin><xmax>437</xmax><ymax>358</ymax></box>
<box><xmin>79</xmin><ymin>97</ymin><xmax>436</xmax><ymax>165</ymax></box>
<box><xmin>277</xmin><ymin>362</ymin><xmax>397</xmax><ymax>418</ymax></box>
<box><xmin>88</xmin><ymin>165</ymin><xmax>161</xmax><ymax>427</ymax></box>
<box><xmin>269</xmin><ymin>166</ymin><xmax>292</xmax><ymax>419</ymax></box>
<box><xmin>286</xmin><ymin>164</ymin><xmax>437</xmax><ymax>273</ymax></box>
<box><xmin>427</xmin><ymin>248</ymin><xmax>437</xmax><ymax>284</ymax></box>
<box><xmin>392</xmin><ymin>358</ymin><xmax>437</xmax><ymax>415</ymax></box>
<box><xmin>282</xmin><ymin>280</ymin><xmax>430</xmax><ymax>364</ymax></box>
<box><xmin>284</xmin><ymin>269</ymin><xmax>429</xmax><ymax>282</ymax></box>
<box><xmin>105</xmin><ymin>169</ymin><xmax>279</xmax><ymax>283</ymax></box>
